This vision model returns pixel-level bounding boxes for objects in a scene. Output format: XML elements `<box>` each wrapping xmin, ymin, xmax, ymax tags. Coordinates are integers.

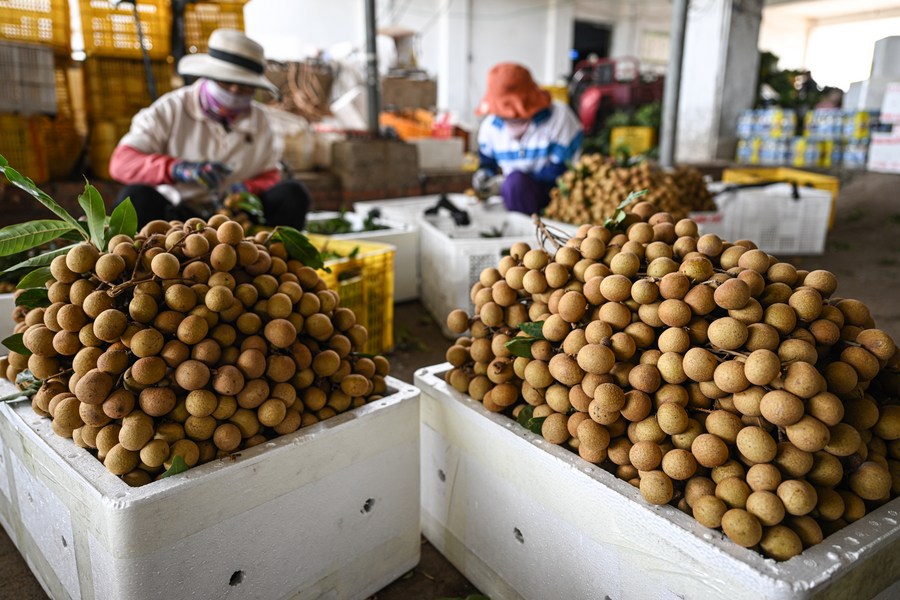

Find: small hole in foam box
<box><xmin>361</xmin><ymin>498</ymin><xmax>375</xmax><ymax>513</ymax></box>
<box><xmin>229</xmin><ymin>570</ymin><xmax>244</xmax><ymax>586</ymax></box>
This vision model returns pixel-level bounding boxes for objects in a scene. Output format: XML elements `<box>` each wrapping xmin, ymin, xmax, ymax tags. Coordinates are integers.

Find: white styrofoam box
<box><xmin>867</xmin><ymin>131</ymin><xmax>900</xmax><ymax>174</ymax></box>
<box><xmin>880</xmin><ymin>82</ymin><xmax>900</xmax><ymax>124</ymax></box>
<box><xmin>871</xmin><ymin>36</ymin><xmax>900</xmax><ymax>81</ymax></box>
<box><xmin>0</xmin><ymin>293</ymin><xmax>15</xmax><ymax>343</ymax></box>
<box><xmin>843</xmin><ymin>78</ymin><xmax>897</xmax><ymax>112</ymax></box>
<box><xmin>419</xmin><ymin>211</ymin><xmax>577</xmax><ymax>337</ymax></box>
<box><xmin>415</xmin><ymin>363</ymin><xmax>900</xmax><ymax>600</ymax></box>
<box><xmin>306</xmin><ymin>211</ymin><xmax>419</xmax><ymax>302</ymax></box>
<box><xmin>409</xmin><ymin>138</ymin><xmax>464</xmax><ymax>172</ymax></box>
<box><xmin>0</xmin><ymin>377</ymin><xmax>421</xmax><ymax>600</ymax></box>
<box><xmin>353</xmin><ymin>193</ymin><xmax>505</xmax><ymax>229</ymax></box>
<box><xmin>690</xmin><ymin>183</ymin><xmax>832</xmax><ymax>256</ymax></box>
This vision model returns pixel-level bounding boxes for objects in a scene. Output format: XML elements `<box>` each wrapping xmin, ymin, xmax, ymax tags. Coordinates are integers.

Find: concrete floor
<box><xmin>3</xmin><ymin>170</ymin><xmax>900</xmax><ymax>599</ymax></box>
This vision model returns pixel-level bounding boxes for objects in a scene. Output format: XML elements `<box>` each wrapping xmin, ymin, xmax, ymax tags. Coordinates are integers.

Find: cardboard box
<box><xmin>331</xmin><ymin>139</ymin><xmax>419</xmax><ymax>192</ymax></box>
<box><xmin>416</xmin><ymin>363</ymin><xmax>900</xmax><ymax>600</ymax></box>
<box><xmin>381</xmin><ymin>77</ymin><xmax>437</xmax><ymax>110</ymax></box>
<box><xmin>410</xmin><ymin>138</ymin><xmax>464</xmax><ymax>172</ymax></box>
<box><xmin>0</xmin><ymin>377</ymin><xmax>421</xmax><ymax>600</ymax></box>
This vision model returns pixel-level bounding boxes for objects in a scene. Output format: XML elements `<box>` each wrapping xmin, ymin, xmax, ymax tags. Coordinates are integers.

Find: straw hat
<box><xmin>476</xmin><ymin>62</ymin><xmax>551</xmax><ymax>120</ymax></box>
<box><xmin>178</xmin><ymin>29</ymin><xmax>278</xmax><ymax>95</ymax></box>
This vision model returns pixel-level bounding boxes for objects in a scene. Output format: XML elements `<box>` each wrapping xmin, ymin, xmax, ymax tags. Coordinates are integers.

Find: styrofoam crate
<box><xmin>690</xmin><ymin>183</ymin><xmax>832</xmax><ymax>256</ymax></box>
<box><xmin>415</xmin><ymin>363</ymin><xmax>900</xmax><ymax>600</ymax></box>
<box><xmin>419</xmin><ymin>211</ymin><xmax>577</xmax><ymax>337</ymax></box>
<box><xmin>0</xmin><ymin>377</ymin><xmax>421</xmax><ymax>600</ymax></box>
<box><xmin>0</xmin><ymin>293</ymin><xmax>15</xmax><ymax>343</ymax></box>
<box><xmin>306</xmin><ymin>211</ymin><xmax>419</xmax><ymax>302</ymax></box>
<box><xmin>353</xmin><ymin>193</ymin><xmax>506</xmax><ymax>229</ymax></box>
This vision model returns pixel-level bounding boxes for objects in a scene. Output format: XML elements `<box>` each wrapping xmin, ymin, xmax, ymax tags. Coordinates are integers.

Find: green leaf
<box><xmin>505</xmin><ymin>337</ymin><xmax>535</xmax><ymax>359</ymax></box>
<box><xmin>16</xmin><ymin>266</ymin><xmax>53</xmax><ymax>290</ymax></box>
<box><xmin>2</xmin><ymin>333</ymin><xmax>31</xmax><ymax>356</ymax></box>
<box><xmin>518</xmin><ymin>321</ymin><xmax>545</xmax><ymax>339</ymax></box>
<box><xmin>526</xmin><ymin>416</ymin><xmax>546</xmax><ymax>434</ymax></box>
<box><xmin>15</xmin><ymin>288</ymin><xmax>50</xmax><ymax>309</ymax></box>
<box><xmin>161</xmin><ymin>455</ymin><xmax>189</xmax><ymax>478</ymax></box>
<box><xmin>15</xmin><ymin>369</ymin><xmax>41</xmax><ymax>395</ymax></box>
<box><xmin>516</xmin><ymin>405</ymin><xmax>535</xmax><ymax>428</ymax></box>
<box><xmin>275</xmin><ymin>227</ymin><xmax>327</xmax><ymax>270</ymax></box>
<box><xmin>106</xmin><ymin>197</ymin><xmax>138</xmax><ymax>245</ymax></box>
<box><xmin>236</xmin><ymin>192</ymin><xmax>266</xmax><ymax>223</ymax></box>
<box><xmin>1</xmin><ymin>245</ymin><xmax>75</xmax><ymax>273</ymax></box>
<box><xmin>617</xmin><ymin>188</ymin><xmax>648</xmax><ymax>210</ymax></box>
<box><xmin>0</xmin><ymin>156</ymin><xmax>89</xmax><ymax>238</ymax></box>
<box><xmin>78</xmin><ymin>182</ymin><xmax>107</xmax><ymax>249</ymax></box>
<box><xmin>0</xmin><ymin>220</ymin><xmax>75</xmax><ymax>257</ymax></box>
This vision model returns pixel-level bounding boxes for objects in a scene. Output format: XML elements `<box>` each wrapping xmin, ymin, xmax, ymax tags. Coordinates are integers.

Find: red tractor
<box><xmin>568</xmin><ymin>56</ymin><xmax>665</xmax><ymax>135</ymax></box>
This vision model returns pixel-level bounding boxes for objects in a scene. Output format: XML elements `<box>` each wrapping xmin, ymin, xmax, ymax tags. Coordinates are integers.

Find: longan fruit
<box><xmin>639</xmin><ymin>470</ymin><xmax>674</xmax><ymax>505</ymax></box>
<box><xmin>721</xmin><ymin>508</ymin><xmax>763</xmax><ymax>548</ymax></box>
<box><xmin>693</xmin><ymin>494</ymin><xmax>728</xmax><ymax>528</ymax></box>
<box><xmin>777</xmin><ymin>479</ymin><xmax>818</xmax><ymax>516</ymax></box>
<box><xmin>105</xmin><ymin>444</ymin><xmax>139</xmax><ymax>475</ymax></box>
<box><xmin>691</xmin><ymin>433</ymin><xmax>729</xmax><ymax>468</ymax></box>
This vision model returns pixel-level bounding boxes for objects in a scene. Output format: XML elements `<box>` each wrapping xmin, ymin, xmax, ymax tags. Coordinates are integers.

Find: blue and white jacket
<box><xmin>477</xmin><ymin>99</ymin><xmax>583</xmax><ymax>184</ymax></box>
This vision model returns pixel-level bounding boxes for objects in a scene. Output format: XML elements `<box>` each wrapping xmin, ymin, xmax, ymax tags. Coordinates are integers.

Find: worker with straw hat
<box><xmin>108</xmin><ymin>29</ymin><xmax>310</xmax><ymax>228</ymax></box>
<box><xmin>473</xmin><ymin>62</ymin><xmax>583</xmax><ymax>214</ymax></box>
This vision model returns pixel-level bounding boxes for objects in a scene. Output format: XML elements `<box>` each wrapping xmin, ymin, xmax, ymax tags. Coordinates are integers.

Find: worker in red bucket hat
<box><xmin>473</xmin><ymin>62</ymin><xmax>583</xmax><ymax>215</ymax></box>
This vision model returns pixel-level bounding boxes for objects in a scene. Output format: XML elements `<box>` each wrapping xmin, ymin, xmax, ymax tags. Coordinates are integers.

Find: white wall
<box><xmin>758</xmin><ymin>11</ymin><xmax>810</xmax><ymax>70</ymax></box>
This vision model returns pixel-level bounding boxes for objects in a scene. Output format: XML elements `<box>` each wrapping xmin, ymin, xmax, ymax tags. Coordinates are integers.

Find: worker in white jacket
<box><xmin>473</xmin><ymin>62</ymin><xmax>583</xmax><ymax>214</ymax></box>
<box><xmin>108</xmin><ymin>29</ymin><xmax>310</xmax><ymax>228</ymax></box>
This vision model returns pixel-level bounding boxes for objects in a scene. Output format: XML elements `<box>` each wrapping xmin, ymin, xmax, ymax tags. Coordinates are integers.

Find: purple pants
<box><xmin>501</xmin><ymin>171</ymin><xmax>554</xmax><ymax>215</ymax></box>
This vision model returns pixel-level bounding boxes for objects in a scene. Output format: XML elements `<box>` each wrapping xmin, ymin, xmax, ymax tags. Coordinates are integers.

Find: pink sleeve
<box><xmin>243</xmin><ymin>169</ymin><xmax>281</xmax><ymax>195</ymax></box>
<box><xmin>108</xmin><ymin>144</ymin><xmax>177</xmax><ymax>185</ymax></box>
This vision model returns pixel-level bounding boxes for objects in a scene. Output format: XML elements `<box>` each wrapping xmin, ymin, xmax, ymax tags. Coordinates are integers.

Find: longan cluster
<box><xmin>1</xmin><ymin>215</ymin><xmax>389</xmax><ymax>486</ymax></box>
<box><xmin>545</xmin><ymin>155</ymin><xmax>715</xmax><ymax>223</ymax></box>
<box><xmin>444</xmin><ymin>200</ymin><xmax>900</xmax><ymax>560</ymax></box>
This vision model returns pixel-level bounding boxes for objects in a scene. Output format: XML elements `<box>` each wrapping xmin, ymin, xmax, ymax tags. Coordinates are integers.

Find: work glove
<box><xmin>472</xmin><ymin>169</ymin><xmax>504</xmax><ymax>197</ymax></box>
<box><xmin>228</xmin><ymin>182</ymin><xmax>249</xmax><ymax>195</ymax></box>
<box><xmin>170</xmin><ymin>161</ymin><xmax>233</xmax><ymax>189</ymax></box>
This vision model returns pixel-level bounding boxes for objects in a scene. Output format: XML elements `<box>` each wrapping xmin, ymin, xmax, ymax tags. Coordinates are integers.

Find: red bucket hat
<box><xmin>476</xmin><ymin>62</ymin><xmax>551</xmax><ymax>120</ymax></box>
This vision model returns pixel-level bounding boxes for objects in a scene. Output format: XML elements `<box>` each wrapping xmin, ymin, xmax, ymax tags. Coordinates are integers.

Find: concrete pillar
<box><xmin>437</xmin><ymin>0</ymin><xmax>472</xmax><ymax>112</ymax></box>
<box><xmin>675</xmin><ymin>0</ymin><xmax>763</xmax><ymax>163</ymax></box>
<box><xmin>543</xmin><ymin>0</ymin><xmax>575</xmax><ymax>84</ymax></box>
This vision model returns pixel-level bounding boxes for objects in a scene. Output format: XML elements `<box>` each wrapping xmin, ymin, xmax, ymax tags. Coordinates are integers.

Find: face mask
<box><xmin>201</xmin><ymin>79</ymin><xmax>253</xmax><ymax>119</ymax></box>
<box><xmin>505</xmin><ymin>119</ymin><xmax>530</xmax><ymax>139</ymax></box>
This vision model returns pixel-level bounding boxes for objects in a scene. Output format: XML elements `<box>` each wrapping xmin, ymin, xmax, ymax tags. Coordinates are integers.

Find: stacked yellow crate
<box><xmin>0</xmin><ymin>1</ymin><xmax>70</xmax><ymax>182</ymax></box>
<box><xmin>77</xmin><ymin>0</ymin><xmax>175</xmax><ymax>178</ymax></box>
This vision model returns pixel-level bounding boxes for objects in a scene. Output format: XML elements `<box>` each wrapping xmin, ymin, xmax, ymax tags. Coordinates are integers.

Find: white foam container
<box><xmin>418</xmin><ymin>212</ymin><xmax>577</xmax><ymax>338</ymax></box>
<box><xmin>415</xmin><ymin>363</ymin><xmax>900</xmax><ymax>600</ymax></box>
<box><xmin>0</xmin><ymin>293</ymin><xmax>15</xmax><ymax>343</ymax></box>
<box><xmin>306</xmin><ymin>211</ymin><xmax>419</xmax><ymax>302</ymax></box>
<box><xmin>0</xmin><ymin>376</ymin><xmax>421</xmax><ymax>600</ymax></box>
<box><xmin>352</xmin><ymin>194</ymin><xmax>504</xmax><ymax>229</ymax></box>
<box><xmin>691</xmin><ymin>183</ymin><xmax>832</xmax><ymax>256</ymax></box>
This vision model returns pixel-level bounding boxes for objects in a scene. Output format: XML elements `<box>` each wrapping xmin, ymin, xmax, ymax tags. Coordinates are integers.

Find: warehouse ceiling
<box><xmin>763</xmin><ymin>0</ymin><xmax>900</xmax><ymax>20</ymax></box>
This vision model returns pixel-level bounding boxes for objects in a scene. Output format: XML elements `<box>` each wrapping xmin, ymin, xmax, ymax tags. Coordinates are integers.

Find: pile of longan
<box><xmin>444</xmin><ymin>200</ymin><xmax>900</xmax><ymax>560</ymax></box>
<box><xmin>545</xmin><ymin>155</ymin><xmax>715</xmax><ymax>224</ymax></box>
<box><xmin>2</xmin><ymin>216</ymin><xmax>389</xmax><ymax>486</ymax></box>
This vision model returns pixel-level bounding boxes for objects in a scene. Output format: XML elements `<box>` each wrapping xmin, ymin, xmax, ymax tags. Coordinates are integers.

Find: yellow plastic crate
<box><xmin>610</xmin><ymin>126</ymin><xmax>657</xmax><ymax>157</ymax></box>
<box><xmin>0</xmin><ymin>113</ymin><xmax>48</xmax><ymax>183</ymax></box>
<box><xmin>722</xmin><ymin>167</ymin><xmax>840</xmax><ymax>228</ymax></box>
<box><xmin>83</xmin><ymin>56</ymin><xmax>175</xmax><ymax>120</ymax></box>
<box><xmin>79</xmin><ymin>0</ymin><xmax>171</xmax><ymax>59</ymax></box>
<box><xmin>0</xmin><ymin>0</ymin><xmax>70</xmax><ymax>53</ymax></box>
<box><xmin>307</xmin><ymin>235</ymin><xmax>395</xmax><ymax>355</ymax></box>
<box><xmin>541</xmin><ymin>84</ymin><xmax>568</xmax><ymax>104</ymax></box>
<box><xmin>184</xmin><ymin>2</ymin><xmax>247</xmax><ymax>54</ymax></box>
